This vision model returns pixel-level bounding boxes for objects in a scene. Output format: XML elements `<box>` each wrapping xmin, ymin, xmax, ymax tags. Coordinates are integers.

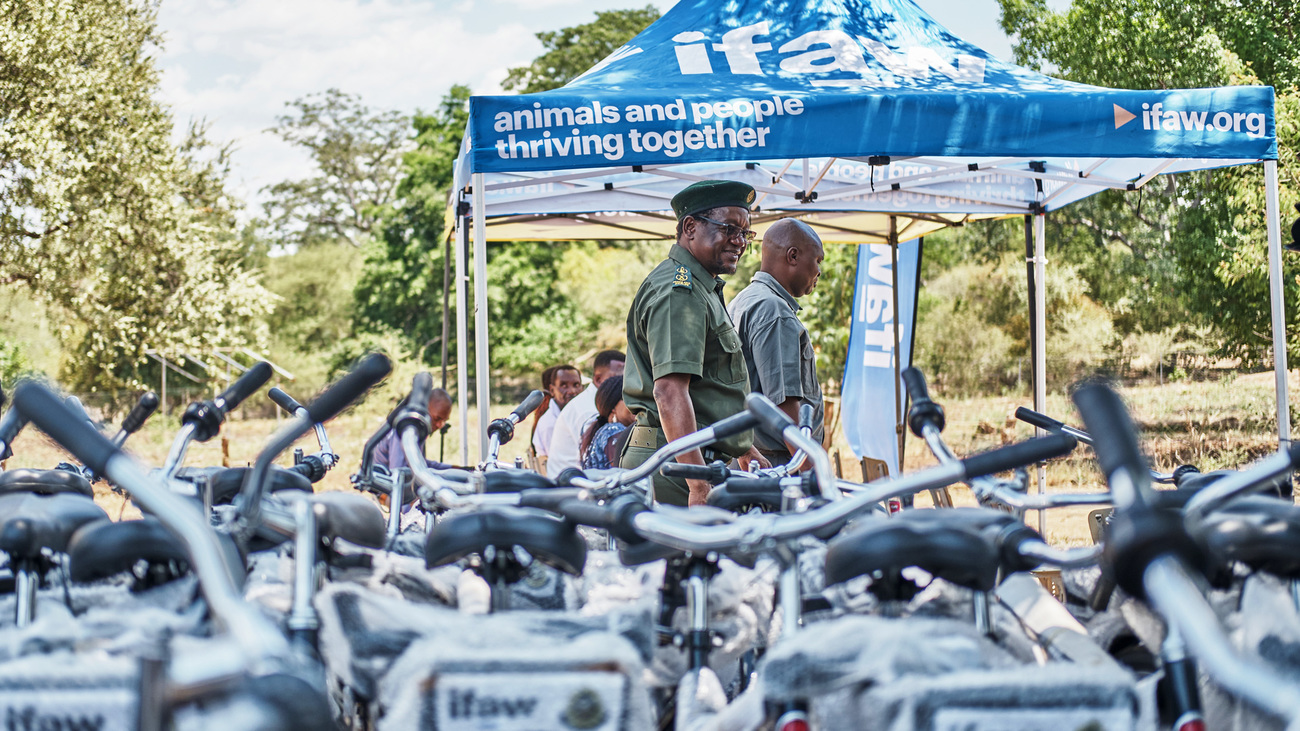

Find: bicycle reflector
<box><xmin>1174</xmin><ymin>713</ymin><xmax>1206</xmax><ymax>731</ymax></box>
<box><xmin>776</xmin><ymin>711</ymin><xmax>810</xmax><ymax>731</ymax></box>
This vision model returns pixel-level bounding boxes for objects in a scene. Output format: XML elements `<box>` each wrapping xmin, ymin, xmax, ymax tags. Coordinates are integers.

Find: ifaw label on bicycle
<box><xmin>932</xmin><ymin>706</ymin><xmax>1134</xmax><ymax>731</ymax></box>
<box><xmin>0</xmin><ymin>663</ymin><xmax>138</xmax><ymax>731</ymax></box>
<box><xmin>428</xmin><ymin>671</ymin><xmax>627</xmax><ymax>731</ymax></box>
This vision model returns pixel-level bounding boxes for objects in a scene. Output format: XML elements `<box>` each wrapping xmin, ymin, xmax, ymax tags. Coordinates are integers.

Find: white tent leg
<box><xmin>472</xmin><ymin>173</ymin><xmax>490</xmax><ymax>462</ymax></box>
<box><xmin>1033</xmin><ymin>212</ymin><xmax>1047</xmax><ymax>535</ymax></box>
<box><xmin>455</xmin><ymin>206</ymin><xmax>470</xmax><ymax>467</ymax></box>
<box><xmin>1265</xmin><ymin>160</ymin><xmax>1292</xmax><ymax>451</ymax></box>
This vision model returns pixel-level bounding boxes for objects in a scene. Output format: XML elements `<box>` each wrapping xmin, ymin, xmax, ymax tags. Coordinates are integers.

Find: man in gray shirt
<box><xmin>727</xmin><ymin>218</ymin><xmax>825</xmax><ymax>465</ymax></box>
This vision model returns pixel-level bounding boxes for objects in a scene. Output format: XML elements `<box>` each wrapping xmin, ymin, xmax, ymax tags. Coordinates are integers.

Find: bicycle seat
<box><xmin>208</xmin><ymin>467</ymin><xmax>313</xmax><ymax>505</ymax></box>
<box><xmin>824</xmin><ymin>519</ymin><xmax>1001</xmax><ymax>595</ymax></box>
<box><xmin>483</xmin><ymin>469</ymin><xmax>555</xmax><ymax>493</ymax></box>
<box><xmin>1195</xmin><ymin>496</ymin><xmax>1300</xmax><ymax>578</ymax></box>
<box><xmin>0</xmin><ymin>468</ymin><xmax>94</xmax><ymax>499</ymax></box>
<box><xmin>277</xmin><ymin>491</ymin><xmax>386</xmax><ymax>550</ymax></box>
<box><xmin>67</xmin><ymin>516</ymin><xmax>246</xmax><ymax>587</ymax></box>
<box><xmin>0</xmin><ymin>492</ymin><xmax>109</xmax><ymax>559</ymax></box>
<box><xmin>424</xmin><ymin>507</ymin><xmax>586</xmax><ymax>575</ymax></box>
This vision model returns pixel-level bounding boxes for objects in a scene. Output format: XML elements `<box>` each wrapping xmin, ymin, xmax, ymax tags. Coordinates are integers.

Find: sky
<box><xmin>154</xmin><ymin>0</ymin><xmax>1068</xmax><ymax>211</ymax></box>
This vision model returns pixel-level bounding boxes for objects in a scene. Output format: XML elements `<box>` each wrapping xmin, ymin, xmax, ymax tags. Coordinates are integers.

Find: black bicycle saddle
<box><xmin>1195</xmin><ymin>496</ymin><xmax>1300</xmax><ymax>578</ymax></box>
<box><xmin>424</xmin><ymin>507</ymin><xmax>586</xmax><ymax>575</ymax></box>
<box><xmin>0</xmin><ymin>468</ymin><xmax>94</xmax><ymax>499</ymax></box>
<box><xmin>824</xmin><ymin>518</ymin><xmax>1001</xmax><ymax>597</ymax></box>
<box><xmin>0</xmin><ymin>492</ymin><xmax>109</xmax><ymax>559</ymax></box>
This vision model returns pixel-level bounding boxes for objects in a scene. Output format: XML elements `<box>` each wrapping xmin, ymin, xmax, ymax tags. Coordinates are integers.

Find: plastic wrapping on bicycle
<box><xmin>824</xmin><ymin>518</ymin><xmax>1001</xmax><ymax>592</ymax></box>
<box><xmin>1193</xmin><ymin>495</ymin><xmax>1300</xmax><ymax>579</ymax></box>
<box><xmin>0</xmin><ymin>491</ymin><xmax>109</xmax><ymax>559</ymax></box>
<box><xmin>424</xmin><ymin>506</ymin><xmax>587</xmax><ymax>575</ymax></box>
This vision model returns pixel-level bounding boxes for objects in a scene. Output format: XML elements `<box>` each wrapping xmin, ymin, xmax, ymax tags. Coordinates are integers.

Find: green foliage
<box><xmin>353</xmin><ymin>86</ymin><xmax>470</xmax><ymax>363</ymax></box>
<box><xmin>0</xmin><ymin>0</ymin><xmax>271</xmax><ymax>400</ymax></box>
<box><xmin>502</xmin><ymin>6</ymin><xmax>662</xmax><ymax>93</ymax></box>
<box><xmin>913</xmin><ymin>253</ymin><xmax>1119</xmax><ymax>394</ymax></box>
<box><xmin>264</xmin><ymin>244</ymin><xmax>363</xmax><ymax>354</ymax></box>
<box><xmin>264</xmin><ymin>89</ymin><xmax>411</xmax><ymax>250</ymax></box>
<box><xmin>999</xmin><ymin>0</ymin><xmax>1300</xmax><ymax>365</ymax></box>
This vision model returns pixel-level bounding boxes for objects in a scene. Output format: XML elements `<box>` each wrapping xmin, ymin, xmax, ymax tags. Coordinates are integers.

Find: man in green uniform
<box><xmin>620</xmin><ymin>180</ymin><xmax>770</xmax><ymax>506</ymax></box>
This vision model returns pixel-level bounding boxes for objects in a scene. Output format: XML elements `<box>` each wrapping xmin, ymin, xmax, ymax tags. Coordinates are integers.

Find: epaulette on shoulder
<box><xmin>671</xmin><ymin>264</ymin><xmax>692</xmax><ymax>291</ymax></box>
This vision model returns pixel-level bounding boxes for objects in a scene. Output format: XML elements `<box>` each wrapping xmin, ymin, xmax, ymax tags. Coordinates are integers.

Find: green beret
<box><xmin>671</xmin><ymin>180</ymin><xmax>756</xmax><ymax>221</ymax></box>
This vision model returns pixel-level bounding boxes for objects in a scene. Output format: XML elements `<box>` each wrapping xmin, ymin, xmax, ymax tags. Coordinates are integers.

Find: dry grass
<box><xmin>3</xmin><ymin>372</ymin><xmax>1290</xmax><ymax>546</ymax></box>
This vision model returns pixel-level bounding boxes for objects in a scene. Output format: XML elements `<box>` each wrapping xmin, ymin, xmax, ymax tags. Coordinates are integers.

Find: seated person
<box><xmin>373</xmin><ymin>387</ymin><xmax>455</xmax><ymax>473</ymax></box>
<box><xmin>580</xmin><ymin>376</ymin><xmax>633</xmax><ymax>471</ymax></box>
<box><xmin>533</xmin><ymin>364</ymin><xmax>583</xmax><ymax>473</ymax></box>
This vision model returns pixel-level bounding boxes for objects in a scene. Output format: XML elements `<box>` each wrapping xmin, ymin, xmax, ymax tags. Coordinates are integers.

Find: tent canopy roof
<box><xmin>452</xmin><ymin>0</ymin><xmax>1275</xmax><ymax>242</ymax></box>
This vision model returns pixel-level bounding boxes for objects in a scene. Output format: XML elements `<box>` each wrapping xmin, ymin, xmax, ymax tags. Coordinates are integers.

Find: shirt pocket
<box><xmin>717</xmin><ymin>323</ymin><xmax>748</xmax><ymax>385</ymax></box>
<box><xmin>800</xmin><ymin>338</ymin><xmax>819</xmax><ymax>396</ymax></box>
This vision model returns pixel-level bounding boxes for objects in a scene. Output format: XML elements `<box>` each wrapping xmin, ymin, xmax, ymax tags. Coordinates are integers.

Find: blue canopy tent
<box><xmin>447</xmin><ymin>0</ymin><xmax>1286</xmax><ymax>489</ymax></box>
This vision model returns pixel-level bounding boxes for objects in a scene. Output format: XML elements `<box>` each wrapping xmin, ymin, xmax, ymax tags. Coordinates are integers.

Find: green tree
<box><xmin>0</xmin><ymin>0</ymin><xmax>271</xmax><ymax>398</ymax></box>
<box><xmin>999</xmin><ymin>0</ymin><xmax>1300</xmax><ymax>360</ymax></box>
<box><xmin>502</xmin><ymin>5</ymin><xmax>661</xmax><ymax>93</ymax></box>
<box><xmin>353</xmin><ymin>86</ymin><xmax>469</xmax><ymax>362</ymax></box>
<box><xmin>264</xmin><ymin>89</ymin><xmax>411</xmax><ymax>249</ymax></box>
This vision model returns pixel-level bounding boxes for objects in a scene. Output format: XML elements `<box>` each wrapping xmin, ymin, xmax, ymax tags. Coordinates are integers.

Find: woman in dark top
<box><xmin>580</xmin><ymin>376</ymin><xmax>633</xmax><ymax>470</ymax></box>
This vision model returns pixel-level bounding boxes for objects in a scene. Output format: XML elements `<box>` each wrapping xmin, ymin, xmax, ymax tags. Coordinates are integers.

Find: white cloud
<box><xmin>156</xmin><ymin>0</ymin><xmax>543</xmax><ymax>210</ymax></box>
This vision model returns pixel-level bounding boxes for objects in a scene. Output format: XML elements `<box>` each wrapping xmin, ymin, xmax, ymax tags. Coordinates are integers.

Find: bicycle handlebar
<box><xmin>511</xmin><ymin>390</ymin><xmax>545</xmax><ymax>423</ymax></box>
<box><xmin>660</xmin><ymin>461</ymin><xmax>731</xmax><ymax>484</ymax></box>
<box><xmin>268</xmin><ymin>387</ymin><xmax>304</xmax><ymax>415</ymax></box>
<box><xmin>120</xmin><ymin>392</ymin><xmax>159</xmax><ymax>436</ymax></box>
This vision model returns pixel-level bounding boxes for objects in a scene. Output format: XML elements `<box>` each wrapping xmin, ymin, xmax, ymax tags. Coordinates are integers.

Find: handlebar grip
<box><xmin>13</xmin><ymin>383</ymin><xmax>120</xmax><ymax>475</ymax></box>
<box><xmin>903</xmin><ymin>367</ymin><xmax>945</xmax><ymax>436</ymax></box>
<box><xmin>406</xmin><ymin>372</ymin><xmax>434</xmax><ymax>412</ymax></box>
<box><xmin>391</xmin><ymin>372</ymin><xmax>434</xmax><ymax>439</ymax></box>
<box><xmin>511</xmin><ymin>390</ymin><xmax>544</xmax><ymax>423</ymax></box>
<box><xmin>744</xmin><ymin>393</ymin><xmax>793</xmax><ymax>434</ymax></box>
<box><xmin>798</xmin><ymin>403</ymin><xmax>815</xmax><ymax>430</ymax></box>
<box><xmin>1014</xmin><ymin>407</ymin><xmax>1067</xmax><ymax>433</ymax></box>
<box><xmin>961</xmin><ymin>432</ymin><xmax>1078</xmax><ymax>480</ymax></box>
<box><xmin>64</xmin><ymin>395</ymin><xmax>93</xmax><ymax>423</ymax></box>
<box><xmin>555</xmin><ymin>498</ymin><xmax>618</xmax><ymax>530</ymax></box>
<box><xmin>268</xmin><ymin>387</ymin><xmax>304</xmax><ymax>415</ymax></box>
<box><xmin>120</xmin><ymin>392</ymin><xmax>159</xmax><ymax>434</ymax></box>
<box><xmin>305</xmin><ymin>353</ymin><xmax>392</xmax><ymax>425</ymax></box>
<box><xmin>1071</xmin><ymin>384</ymin><xmax>1148</xmax><ymax>491</ymax></box>
<box><xmin>901</xmin><ymin>367</ymin><xmax>931</xmax><ymax>403</ymax></box>
<box><xmin>0</xmin><ymin>401</ymin><xmax>29</xmax><ymax>458</ymax></box>
<box><xmin>660</xmin><ymin>461</ymin><xmax>730</xmax><ymax>485</ymax></box>
<box><xmin>709</xmin><ymin>410</ymin><xmax>760</xmax><ymax>441</ymax></box>
<box><xmin>215</xmin><ymin>361</ymin><xmax>273</xmax><ymax>415</ymax></box>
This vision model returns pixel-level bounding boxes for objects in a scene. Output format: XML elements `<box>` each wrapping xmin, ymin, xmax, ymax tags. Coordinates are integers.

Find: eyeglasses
<box><xmin>693</xmin><ymin>214</ymin><xmax>757</xmax><ymax>243</ymax></box>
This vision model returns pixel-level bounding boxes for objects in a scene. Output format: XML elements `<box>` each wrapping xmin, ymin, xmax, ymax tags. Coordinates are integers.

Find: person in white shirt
<box><xmin>532</xmin><ymin>364</ymin><xmax>582</xmax><ymax>473</ymax></box>
<box><xmin>547</xmin><ymin>350</ymin><xmax>625</xmax><ymax>478</ymax></box>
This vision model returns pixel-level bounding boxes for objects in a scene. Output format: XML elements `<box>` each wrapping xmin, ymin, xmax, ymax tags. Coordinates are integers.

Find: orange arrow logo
<box><xmin>1114</xmin><ymin>104</ymin><xmax>1136</xmax><ymax>129</ymax></box>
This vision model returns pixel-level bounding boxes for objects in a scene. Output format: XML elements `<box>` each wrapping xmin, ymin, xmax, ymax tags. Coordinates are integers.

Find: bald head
<box><xmin>760</xmin><ymin>218</ymin><xmax>824</xmax><ymax>298</ymax></box>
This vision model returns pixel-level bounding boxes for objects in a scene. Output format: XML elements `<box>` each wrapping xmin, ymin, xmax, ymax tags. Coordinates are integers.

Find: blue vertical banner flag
<box><xmin>842</xmin><ymin>239</ymin><xmax>923</xmax><ymax>475</ymax></box>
